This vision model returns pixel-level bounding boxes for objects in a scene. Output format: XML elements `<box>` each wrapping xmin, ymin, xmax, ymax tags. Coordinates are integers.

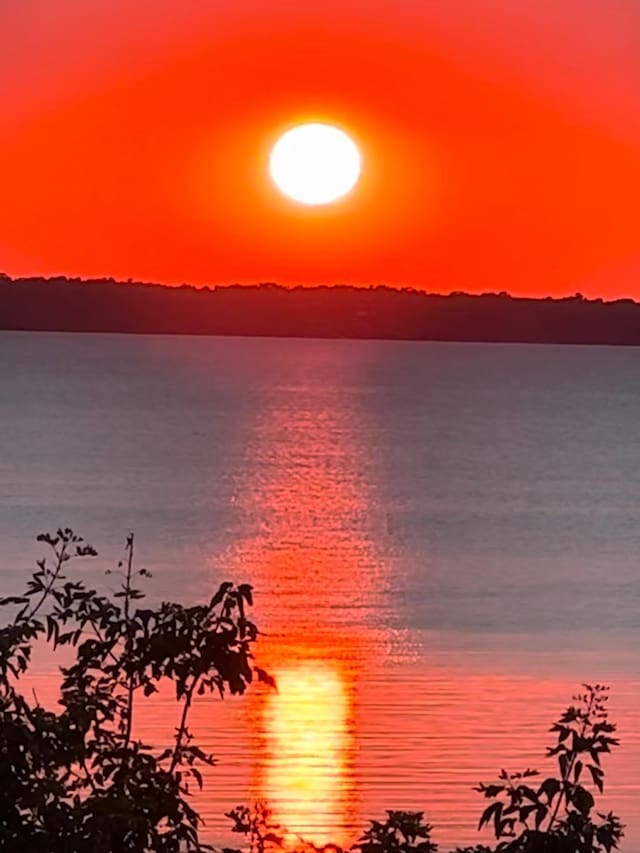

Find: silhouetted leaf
<box><xmin>573</xmin><ymin>786</ymin><xmax>594</xmax><ymax>817</ymax></box>
<box><xmin>478</xmin><ymin>802</ymin><xmax>502</xmax><ymax>832</ymax></box>
<box><xmin>535</xmin><ymin>804</ymin><xmax>548</xmax><ymax>830</ymax></box>
<box><xmin>255</xmin><ymin>667</ymin><xmax>277</xmax><ymax>690</ymax></box>
<box><xmin>538</xmin><ymin>777</ymin><xmax>561</xmax><ymax>802</ymax></box>
<box><xmin>587</xmin><ymin>764</ymin><xmax>605</xmax><ymax>794</ymax></box>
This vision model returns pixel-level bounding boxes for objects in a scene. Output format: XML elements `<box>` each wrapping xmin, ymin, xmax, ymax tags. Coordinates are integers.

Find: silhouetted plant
<box><xmin>0</xmin><ymin>528</ymin><xmax>266</xmax><ymax>852</ymax></box>
<box><xmin>227</xmin><ymin>687</ymin><xmax>623</xmax><ymax>853</ymax></box>
<box><xmin>225</xmin><ymin>803</ymin><xmax>286</xmax><ymax>853</ymax></box>
<box><xmin>224</xmin><ymin>806</ymin><xmax>437</xmax><ymax>853</ymax></box>
<box><xmin>352</xmin><ymin>811</ymin><xmax>438</xmax><ymax>853</ymax></box>
<box><xmin>455</xmin><ymin>685</ymin><xmax>624</xmax><ymax>853</ymax></box>
<box><xmin>0</xmin><ymin>530</ymin><xmax>626</xmax><ymax>853</ymax></box>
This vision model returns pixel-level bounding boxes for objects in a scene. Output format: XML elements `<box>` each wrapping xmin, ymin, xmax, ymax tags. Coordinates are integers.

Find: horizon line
<box><xmin>1</xmin><ymin>273</ymin><xmax>637</xmax><ymax>307</ymax></box>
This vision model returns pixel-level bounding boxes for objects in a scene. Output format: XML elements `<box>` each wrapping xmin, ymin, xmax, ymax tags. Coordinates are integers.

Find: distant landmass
<box><xmin>1</xmin><ymin>275</ymin><xmax>639</xmax><ymax>345</ymax></box>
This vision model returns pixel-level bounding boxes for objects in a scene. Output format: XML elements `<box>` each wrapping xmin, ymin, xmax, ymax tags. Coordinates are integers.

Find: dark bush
<box><xmin>0</xmin><ymin>529</ymin><xmax>264</xmax><ymax>852</ymax></box>
<box><xmin>0</xmin><ymin>531</ymin><xmax>625</xmax><ymax>853</ymax></box>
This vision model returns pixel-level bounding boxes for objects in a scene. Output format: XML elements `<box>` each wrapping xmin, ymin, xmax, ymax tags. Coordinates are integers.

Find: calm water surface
<box><xmin>1</xmin><ymin>332</ymin><xmax>639</xmax><ymax>848</ymax></box>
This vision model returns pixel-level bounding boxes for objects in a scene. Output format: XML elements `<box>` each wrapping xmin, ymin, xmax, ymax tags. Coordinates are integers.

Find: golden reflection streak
<box><xmin>220</xmin><ymin>348</ymin><xmax>385</xmax><ymax>846</ymax></box>
<box><xmin>261</xmin><ymin>662</ymin><xmax>351</xmax><ymax>847</ymax></box>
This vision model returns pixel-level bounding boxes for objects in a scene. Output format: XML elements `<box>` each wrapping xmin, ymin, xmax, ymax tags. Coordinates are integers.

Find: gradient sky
<box><xmin>2</xmin><ymin>0</ymin><xmax>640</xmax><ymax>297</ymax></box>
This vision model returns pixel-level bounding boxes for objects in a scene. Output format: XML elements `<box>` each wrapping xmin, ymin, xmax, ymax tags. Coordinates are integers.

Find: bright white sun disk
<box><xmin>269</xmin><ymin>123</ymin><xmax>361</xmax><ymax>205</ymax></box>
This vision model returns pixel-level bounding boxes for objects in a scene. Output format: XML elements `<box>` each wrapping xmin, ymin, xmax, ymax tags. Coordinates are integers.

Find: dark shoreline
<box><xmin>2</xmin><ymin>276</ymin><xmax>639</xmax><ymax>346</ymax></box>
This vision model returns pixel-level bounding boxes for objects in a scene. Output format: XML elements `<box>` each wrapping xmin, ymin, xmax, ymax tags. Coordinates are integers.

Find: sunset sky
<box><xmin>2</xmin><ymin>0</ymin><xmax>640</xmax><ymax>297</ymax></box>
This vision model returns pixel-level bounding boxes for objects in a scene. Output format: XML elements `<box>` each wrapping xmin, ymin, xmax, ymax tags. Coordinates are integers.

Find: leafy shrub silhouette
<box><xmin>454</xmin><ymin>684</ymin><xmax>624</xmax><ymax>853</ymax></box>
<box><xmin>352</xmin><ymin>810</ymin><xmax>438</xmax><ymax>853</ymax></box>
<box><xmin>0</xmin><ymin>530</ymin><xmax>625</xmax><ymax>853</ymax></box>
<box><xmin>224</xmin><ymin>685</ymin><xmax>623</xmax><ymax>853</ymax></box>
<box><xmin>0</xmin><ymin>528</ymin><xmax>267</xmax><ymax>852</ymax></box>
<box><xmin>224</xmin><ymin>805</ymin><xmax>437</xmax><ymax>853</ymax></box>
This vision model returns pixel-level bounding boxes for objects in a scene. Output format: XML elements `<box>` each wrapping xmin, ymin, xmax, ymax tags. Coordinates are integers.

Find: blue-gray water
<box><xmin>1</xmin><ymin>332</ymin><xmax>638</xmax><ymax>848</ymax></box>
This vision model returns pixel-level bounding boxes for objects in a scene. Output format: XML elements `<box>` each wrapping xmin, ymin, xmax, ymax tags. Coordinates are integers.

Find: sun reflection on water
<box><xmin>259</xmin><ymin>661</ymin><xmax>352</xmax><ymax>847</ymax></box>
<box><xmin>217</xmin><ymin>350</ymin><xmax>386</xmax><ymax>845</ymax></box>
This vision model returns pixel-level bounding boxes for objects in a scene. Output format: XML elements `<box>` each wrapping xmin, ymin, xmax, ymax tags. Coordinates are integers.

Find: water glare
<box><xmin>260</xmin><ymin>662</ymin><xmax>351</xmax><ymax>846</ymax></box>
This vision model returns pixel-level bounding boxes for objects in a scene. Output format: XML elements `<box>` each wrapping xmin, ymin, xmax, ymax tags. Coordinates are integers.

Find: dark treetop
<box><xmin>1</xmin><ymin>275</ymin><xmax>639</xmax><ymax>345</ymax></box>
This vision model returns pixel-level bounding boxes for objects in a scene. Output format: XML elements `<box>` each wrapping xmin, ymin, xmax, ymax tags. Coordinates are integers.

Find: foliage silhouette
<box><xmin>3</xmin><ymin>274</ymin><xmax>640</xmax><ymax>344</ymax></box>
<box><xmin>454</xmin><ymin>684</ymin><xmax>624</xmax><ymax>853</ymax></box>
<box><xmin>0</xmin><ymin>531</ymin><xmax>625</xmax><ymax>853</ymax></box>
<box><xmin>0</xmin><ymin>528</ymin><xmax>263</xmax><ymax>852</ymax></box>
<box><xmin>224</xmin><ymin>806</ymin><xmax>438</xmax><ymax>853</ymax></box>
<box><xmin>223</xmin><ymin>686</ymin><xmax>623</xmax><ymax>853</ymax></box>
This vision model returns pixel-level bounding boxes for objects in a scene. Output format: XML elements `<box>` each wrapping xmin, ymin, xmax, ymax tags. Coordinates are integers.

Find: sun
<box><xmin>269</xmin><ymin>123</ymin><xmax>361</xmax><ymax>206</ymax></box>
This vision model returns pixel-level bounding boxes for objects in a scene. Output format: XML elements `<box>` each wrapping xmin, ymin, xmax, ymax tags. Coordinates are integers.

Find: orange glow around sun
<box><xmin>2</xmin><ymin>1</ymin><xmax>640</xmax><ymax>296</ymax></box>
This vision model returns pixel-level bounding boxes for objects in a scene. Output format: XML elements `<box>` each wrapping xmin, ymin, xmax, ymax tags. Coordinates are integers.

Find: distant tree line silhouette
<box><xmin>1</xmin><ymin>275</ymin><xmax>639</xmax><ymax>345</ymax></box>
<box><xmin>0</xmin><ymin>530</ymin><xmax>624</xmax><ymax>852</ymax></box>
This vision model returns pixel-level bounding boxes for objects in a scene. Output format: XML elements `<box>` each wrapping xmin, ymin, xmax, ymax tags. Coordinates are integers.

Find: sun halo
<box><xmin>269</xmin><ymin>123</ymin><xmax>362</xmax><ymax>206</ymax></box>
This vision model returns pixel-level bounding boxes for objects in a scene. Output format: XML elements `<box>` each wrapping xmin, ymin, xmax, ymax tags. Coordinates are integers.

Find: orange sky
<box><xmin>2</xmin><ymin>0</ymin><xmax>640</xmax><ymax>297</ymax></box>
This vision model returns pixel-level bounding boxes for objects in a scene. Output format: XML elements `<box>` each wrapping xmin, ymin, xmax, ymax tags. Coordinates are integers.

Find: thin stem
<box><xmin>87</xmin><ymin>617</ymin><xmax>120</xmax><ymax>666</ymax></box>
<box><xmin>168</xmin><ymin>590</ymin><xmax>228</xmax><ymax>774</ymax></box>
<box><xmin>122</xmin><ymin>534</ymin><xmax>136</xmax><ymax>748</ymax></box>
<box><xmin>28</xmin><ymin>542</ymin><xmax>68</xmax><ymax>620</ymax></box>
<box><xmin>123</xmin><ymin>534</ymin><xmax>134</xmax><ymax>626</ymax></box>
<box><xmin>79</xmin><ymin>756</ymin><xmax>98</xmax><ymax>793</ymax></box>
<box><xmin>169</xmin><ymin>673</ymin><xmax>201</xmax><ymax>774</ymax></box>
<box><xmin>547</xmin><ymin>691</ymin><xmax>596</xmax><ymax>831</ymax></box>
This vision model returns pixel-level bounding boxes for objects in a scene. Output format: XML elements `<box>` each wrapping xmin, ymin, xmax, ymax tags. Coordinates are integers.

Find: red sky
<box><xmin>2</xmin><ymin>0</ymin><xmax>639</xmax><ymax>297</ymax></box>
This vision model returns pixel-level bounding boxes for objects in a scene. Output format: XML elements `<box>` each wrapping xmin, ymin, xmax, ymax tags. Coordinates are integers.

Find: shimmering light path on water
<box><xmin>1</xmin><ymin>333</ymin><xmax>639</xmax><ymax>849</ymax></box>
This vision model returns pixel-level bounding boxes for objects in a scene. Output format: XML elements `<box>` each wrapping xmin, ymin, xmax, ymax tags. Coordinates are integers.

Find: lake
<box><xmin>0</xmin><ymin>331</ymin><xmax>638</xmax><ymax>849</ymax></box>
